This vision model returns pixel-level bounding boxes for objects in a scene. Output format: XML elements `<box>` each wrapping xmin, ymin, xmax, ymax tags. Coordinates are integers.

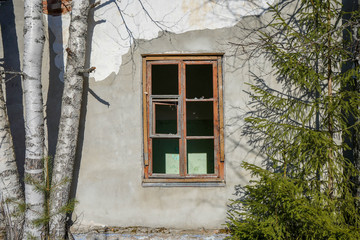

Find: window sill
<box><xmin>142</xmin><ymin>179</ymin><xmax>225</xmax><ymax>187</ymax></box>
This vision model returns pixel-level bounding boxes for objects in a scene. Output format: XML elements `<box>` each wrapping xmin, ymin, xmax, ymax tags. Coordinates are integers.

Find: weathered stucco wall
<box><xmin>0</xmin><ymin>0</ymin><xmax>276</xmax><ymax>234</ymax></box>
<box><xmin>73</xmin><ymin>15</ymin><xmax>274</xmax><ymax>232</ymax></box>
<box><xmin>86</xmin><ymin>0</ymin><xmax>273</xmax><ymax>82</ymax></box>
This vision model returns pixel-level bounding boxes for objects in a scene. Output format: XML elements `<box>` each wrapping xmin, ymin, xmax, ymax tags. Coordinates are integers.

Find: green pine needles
<box><xmin>227</xmin><ymin>0</ymin><xmax>360</xmax><ymax>239</ymax></box>
<box><xmin>23</xmin><ymin>156</ymin><xmax>77</xmax><ymax>239</ymax></box>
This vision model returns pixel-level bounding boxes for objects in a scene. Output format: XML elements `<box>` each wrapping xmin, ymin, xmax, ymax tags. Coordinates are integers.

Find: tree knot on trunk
<box><xmin>78</xmin><ymin>67</ymin><xmax>96</xmax><ymax>75</ymax></box>
<box><xmin>66</xmin><ymin>48</ymin><xmax>75</xmax><ymax>58</ymax></box>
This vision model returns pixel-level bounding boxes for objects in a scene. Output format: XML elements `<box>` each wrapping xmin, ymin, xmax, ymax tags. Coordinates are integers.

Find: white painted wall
<box><xmin>45</xmin><ymin>0</ymin><xmax>273</xmax><ymax>81</ymax></box>
<box><xmin>90</xmin><ymin>0</ymin><xmax>272</xmax><ymax>81</ymax></box>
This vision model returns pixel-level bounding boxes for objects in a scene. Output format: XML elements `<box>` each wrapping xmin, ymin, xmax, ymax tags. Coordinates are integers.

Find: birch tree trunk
<box><xmin>0</xmin><ymin>72</ymin><xmax>25</xmax><ymax>239</ymax></box>
<box><xmin>49</xmin><ymin>1</ymin><xmax>90</xmax><ymax>239</ymax></box>
<box><xmin>22</xmin><ymin>0</ymin><xmax>45</xmax><ymax>238</ymax></box>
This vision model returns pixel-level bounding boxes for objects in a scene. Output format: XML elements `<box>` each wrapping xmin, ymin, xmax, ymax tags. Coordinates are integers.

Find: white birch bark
<box><xmin>0</xmin><ymin>73</ymin><xmax>25</xmax><ymax>239</ymax></box>
<box><xmin>49</xmin><ymin>1</ymin><xmax>90</xmax><ymax>239</ymax></box>
<box><xmin>22</xmin><ymin>0</ymin><xmax>45</xmax><ymax>238</ymax></box>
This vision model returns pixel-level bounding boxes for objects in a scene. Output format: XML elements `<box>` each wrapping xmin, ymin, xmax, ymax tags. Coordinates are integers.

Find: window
<box><xmin>142</xmin><ymin>55</ymin><xmax>224</xmax><ymax>186</ymax></box>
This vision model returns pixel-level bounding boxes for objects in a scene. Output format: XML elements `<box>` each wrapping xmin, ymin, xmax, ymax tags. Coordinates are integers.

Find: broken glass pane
<box><xmin>155</xmin><ymin>102</ymin><xmax>177</xmax><ymax>134</ymax></box>
<box><xmin>186</xmin><ymin>64</ymin><xmax>213</xmax><ymax>99</ymax></box>
<box><xmin>186</xmin><ymin>101</ymin><xmax>214</xmax><ymax>136</ymax></box>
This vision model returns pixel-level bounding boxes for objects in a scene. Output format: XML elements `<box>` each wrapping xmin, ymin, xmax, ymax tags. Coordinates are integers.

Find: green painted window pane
<box><xmin>155</xmin><ymin>103</ymin><xmax>177</xmax><ymax>134</ymax></box>
<box><xmin>186</xmin><ymin>101</ymin><xmax>214</xmax><ymax>136</ymax></box>
<box><xmin>165</xmin><ymin>153</ymin><xmax>179</xmax><ymax>174</ymax></box>
<box><xmin>152</xmin><ymin>138</ymin><xmax>179</xmax><ymax>174</ymax></box>
<box><xmin>152</xmin><ymin>65</ymin><xmax>178</xmax><ymax>95</ymax></box>
<box><xmin>187</xmin><ymin>153</ymin><xmax>207</xmax><ymax>174</ymax></box>
<box><xmin>187</xmin><ymin>139</ymin><xmax>214</xmax><ymax>174</ymax></box>
<box><xmin>186</xmin><ymin>64</ymin><xmax>213</xmax><ymax>99</ymax></box>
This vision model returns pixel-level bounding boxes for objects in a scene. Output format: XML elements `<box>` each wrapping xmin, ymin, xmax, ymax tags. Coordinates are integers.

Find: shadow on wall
<box><xmin>43</xmin><ymin>0</ymin><xmax>111</xmax><ymax>219</ymax></box>
<box><xmin>44</xmin><ymin>0</ymin><xmax>66</xmax><ymax>160</ymax></box>
<box><xmin>0</xmin><ymin>0</ymin><xmax>110</xmax><ymax>215</ymax></box>
<box><xmin>0</xmin><ymin>0</ymin><xmax>25</xmax><ymax>179</ymax></box>
<box><xmin>71</xmin><ymin>0</ymin><xmax>111</xmax><ymax>213</ymax></box>
<box><xmin>222</xmin><ymin>0</ymin><xmax>310</xmax><ymax>175</ymax></box>
<box><xmin>226</xmin><ymin>0</ymin><xmax>360</xmax><ymax>231</ymax></box>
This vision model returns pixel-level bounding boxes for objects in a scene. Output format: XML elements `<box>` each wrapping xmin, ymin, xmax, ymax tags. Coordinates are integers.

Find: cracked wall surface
<box><xmin>0</xmin><ymin>0</ymin><xmax>277</xmax><ymax>234</ymax></box>
<box><xmin>73</xmin><ymin>16</ymin><xmax>274</xmax><ymax>230</ymax></box>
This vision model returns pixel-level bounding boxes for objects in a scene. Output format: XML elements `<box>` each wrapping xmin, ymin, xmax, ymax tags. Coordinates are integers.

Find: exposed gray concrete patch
<box><xmin>74</xmin><ymin>233</ymin><xmax>228</xmax><ymax>240</ymax></box>
<box><xmin>72</xmin><ymin>227</ymin><xmax>229</xmax><ymax>240</ymax></box>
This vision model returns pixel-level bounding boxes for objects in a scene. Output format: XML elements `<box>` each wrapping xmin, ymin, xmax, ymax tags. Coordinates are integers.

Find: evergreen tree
<box><xmin>228</xmin><ymin>0</ymin><xmax>360</xmax><ymax>239</ymax></box>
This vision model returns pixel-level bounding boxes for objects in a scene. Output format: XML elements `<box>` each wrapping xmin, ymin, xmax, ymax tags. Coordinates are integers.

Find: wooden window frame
<box><xmin>142</xmin><ymin>54</ymin><xmax>225</xmax><ymax>187</ymax></box>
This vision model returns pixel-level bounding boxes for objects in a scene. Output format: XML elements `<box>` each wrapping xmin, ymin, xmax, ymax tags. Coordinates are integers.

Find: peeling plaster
<box><xmin>89</xmin><ymin>0</ymin><xmax>273</xmax><ymax>81</ymax></box>
<box><xmin>43</xmin><ymin>0</ymin><xmax>273</xmax><ymax>81</ymax></box>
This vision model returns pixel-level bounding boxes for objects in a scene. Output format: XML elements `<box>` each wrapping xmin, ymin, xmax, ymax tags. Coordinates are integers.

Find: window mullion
<box><xmin>179</xmin><ymin>61</ymin><xmax>187</xmax><ymax>176</ymax></box>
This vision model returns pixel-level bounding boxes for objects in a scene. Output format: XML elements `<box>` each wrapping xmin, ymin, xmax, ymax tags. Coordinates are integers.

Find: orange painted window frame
<box><xmin>142</xmin><ymin>54</ymin><xmax>225</xmax><ymax>185</ymax></box>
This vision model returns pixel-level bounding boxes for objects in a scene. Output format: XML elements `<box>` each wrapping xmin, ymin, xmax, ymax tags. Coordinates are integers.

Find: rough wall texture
<box><xmin>72</xmin><ymin>227</ymin><xmax>228</xmax><ymax>240</ymax></box>
<box><xmin>73</xmin><ymin>233</ymin><xmax>228</xmax><ymax>240</ymax></box>
<box><xmin>0</xmin><ymin>0</ymin><xmax>276</xmax><ymax>238</ymax></box>
<box><xmin>72</xmin><ymin>14</ymin><xmax>273</xmax><ymax>232</ymax></box>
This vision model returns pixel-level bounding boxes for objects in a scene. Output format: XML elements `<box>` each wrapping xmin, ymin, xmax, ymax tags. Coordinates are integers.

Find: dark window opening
<box><xmin>154</xmin><ymin>102</ymin><xmax>178</xmax><ymax>135</ymax></box>
<box><xmin>186</xmin><ymin>101</ymin><xmax>214</xmax><ymax>136</ymax></box>
<box><xmin>186</xmin><ymin>64</ymin><xmax>213</xmax><ymax>99</ymax></box>
<box><xmin>152</xmin><ymin>138</ymin><xmax>179</xmax><ymax>174</ymax></box>
<box><xmin>187</xmin><ymin>139</ymin><xmax>214</xmax><ymax>174</ymax></box>
<box><xmin>152</xmin><ymin>64</ymin><xmax>178</xmax><ymax>95</ymax></box>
